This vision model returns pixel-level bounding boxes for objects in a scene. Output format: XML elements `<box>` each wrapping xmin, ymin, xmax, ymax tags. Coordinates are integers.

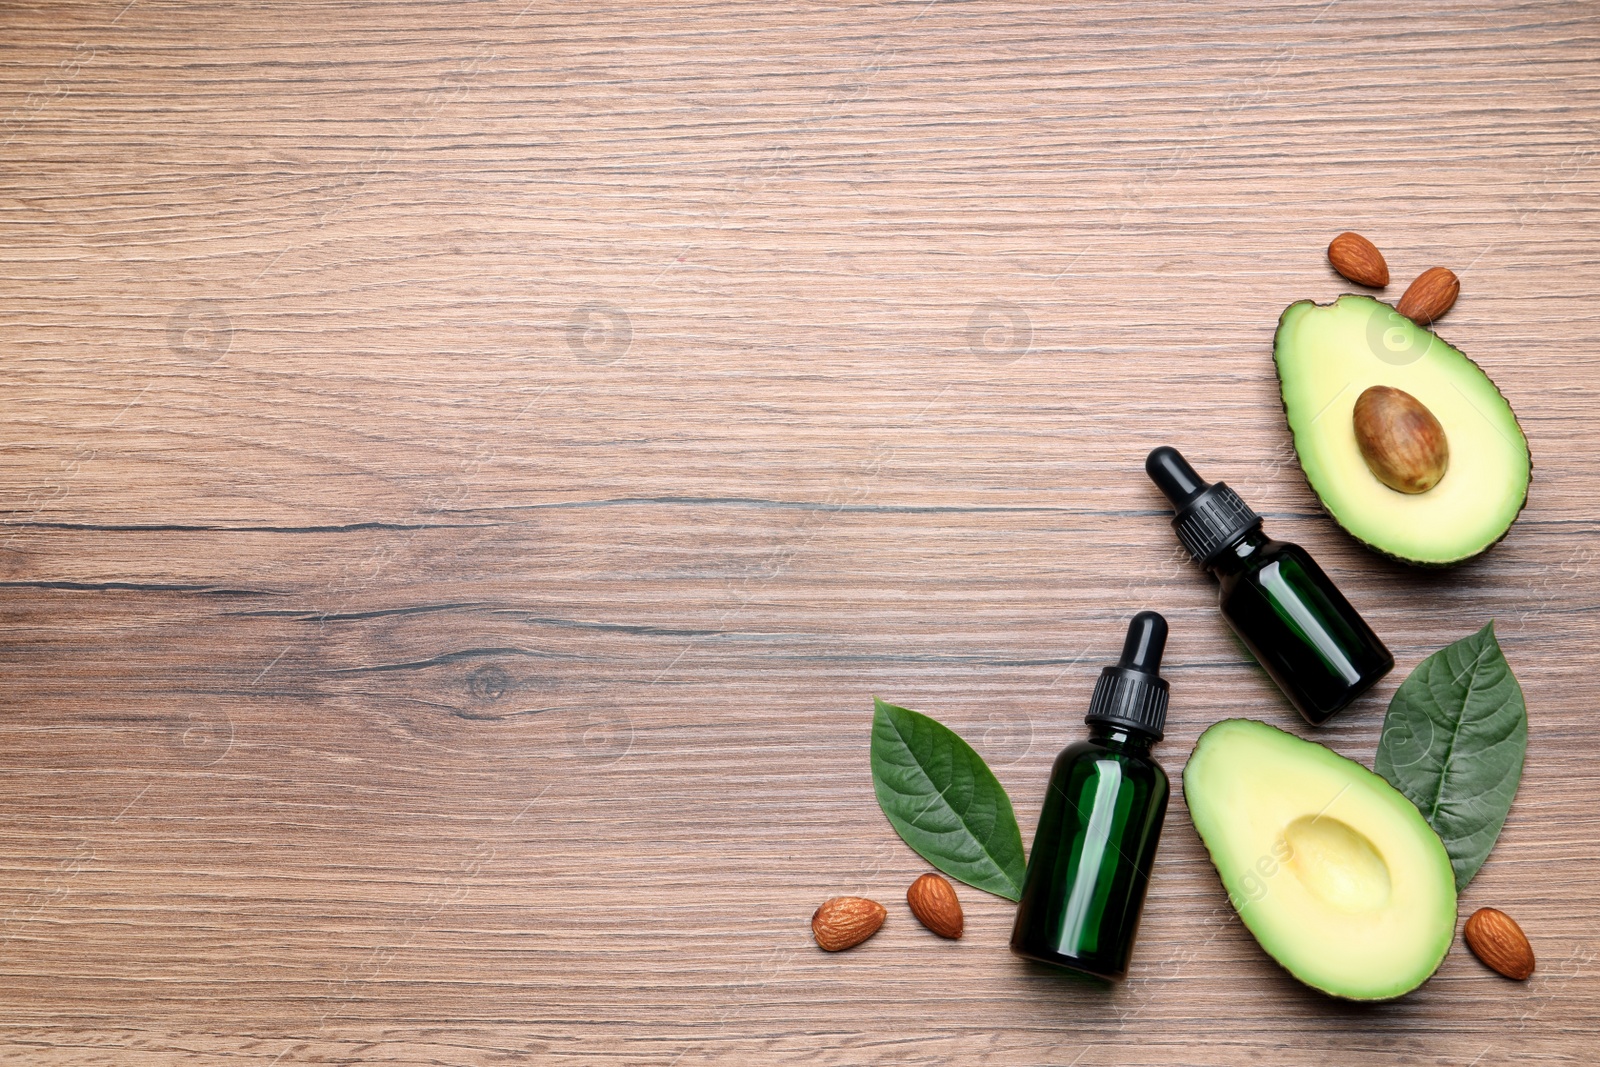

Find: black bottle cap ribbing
<box><xmin>1145</xmin><ymin>446</ymin><xmax>1262</xmax><ymax>566</ymax></box>
<box><xmin>1085</xmin><ymin>611</ymin><xmax>1170</xmax><ymax>741</ymax></box>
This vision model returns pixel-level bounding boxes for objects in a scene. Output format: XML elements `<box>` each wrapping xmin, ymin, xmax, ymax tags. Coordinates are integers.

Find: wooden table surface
<box><xmin>3</xmin><ymin>2</ymin><xmax>1597</xmax><ymax>1063</ymax></box>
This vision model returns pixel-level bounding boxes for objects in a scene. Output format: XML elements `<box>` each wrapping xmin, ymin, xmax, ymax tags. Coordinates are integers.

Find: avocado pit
<box><xmin>1353</xmin><ymin>385</ymin><xmax>1449</xmax><ymax>494</ymax></box>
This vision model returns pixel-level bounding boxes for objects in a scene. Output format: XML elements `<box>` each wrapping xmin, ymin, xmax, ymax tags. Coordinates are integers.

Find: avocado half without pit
<box><xmin>1273</xmin><ymin>294</ymin><xmax>1530</xmax><ymax>566</ymax></box>
<box><xmin>1184</xmin><ymin>719</ymin><xmax>1457</xmax><ymax>1001</ymax></box>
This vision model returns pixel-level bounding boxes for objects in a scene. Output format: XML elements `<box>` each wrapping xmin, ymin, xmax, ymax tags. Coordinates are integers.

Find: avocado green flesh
<box><xmin>1274</xmin><ymin>295</ymin><xmax>1530</xmax><ymax>566</ymax></box>
<box><xmin>1183</xmin><ymin>719</ymin><xmax>1457</xmax><ymax>1001</ymax></box>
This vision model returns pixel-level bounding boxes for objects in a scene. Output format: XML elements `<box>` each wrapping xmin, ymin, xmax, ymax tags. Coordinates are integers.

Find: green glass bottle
<box><xmin>1010</xmin><ymin>612</ymin><xmax>1171</xmax><ymax>981</ymax></box>
<box><xmin>1145</xmin><ymin>446</ymin><xmax>1393</xmax><ymax>725</ymax></box>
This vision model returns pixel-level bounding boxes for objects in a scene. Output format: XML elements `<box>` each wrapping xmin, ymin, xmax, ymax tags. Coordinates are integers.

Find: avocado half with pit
<box><xmin>1184</xmin><ymin>719</ymin><xmax>1457</xmax><ymax>1001</ymax></box>
<box><xmin>1274</xmin><ymin>294</ymin><xmax>1530</xmax><ymax>566</ymax></box>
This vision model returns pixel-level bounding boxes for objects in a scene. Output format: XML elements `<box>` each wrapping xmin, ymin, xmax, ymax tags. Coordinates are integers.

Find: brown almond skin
<box><xmin>811</xmin><ymin>896</ymin><xmax>886</xmax><ymax>952</ymax></box>
<box><xmin>1328</xmin><ymin>232</ymin><xmax>1390</xmax><ymax>287</ymax></box>
<box><xmin>1397</xmin><ymin>266</ymin><xmax>1460</xmax><ymax>325</ymax></box>
<box><xmin>1353</xmin><ymin>385</ymin><xmax>1449</xmax><ymax>494</ymax></box>
<box><xmin>906</xmin><ymin>873</ymin><xmax>964</xmax><ymax>939</ymax></box>
<box><xmin>1464</xmin><ymin>907</ymin><xmax>1535</xmax><ymax>980</ymax></box>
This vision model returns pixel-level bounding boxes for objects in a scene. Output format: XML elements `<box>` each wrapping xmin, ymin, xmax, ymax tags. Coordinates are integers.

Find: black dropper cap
<box><xmin>1145</xmin><ymin>446</ymin><xmax>1262</xmax><ymax>566</ymax></box>
<box><xmin>1085</xmin><ymin>611</ymin><xmax>1170</xmax><ymax>741</ymax></box>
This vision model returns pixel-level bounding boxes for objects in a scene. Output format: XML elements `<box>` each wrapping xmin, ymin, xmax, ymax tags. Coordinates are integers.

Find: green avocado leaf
<box><xmin>870</xmin><ymin>697</ymin><xmax>1026</xmax><ymax>900</ymax></box>
<box><xmin>1374</xmin><ymin>622</ymin><xmax>1527</xmax><ymax>891</ymax></box>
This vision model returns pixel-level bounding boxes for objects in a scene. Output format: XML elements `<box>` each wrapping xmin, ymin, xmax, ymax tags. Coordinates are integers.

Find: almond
<box><xmin>1397</xmin><ymin>266</ymin><xmax>1460</xmax><ymax>326</ymax></box>
<box><xmin>1353</xmin><ymin>385</ymin><xmax>1449</xmax><ymax>493</ymax></box>
<box><xmin>1327</xmin><ymin>232</ymin><xmax>1390</xmax><ymax>287</ymax></box>
<box><xmin>906</xmin><ymin>873</ymin><xmax>964</xmax><ymax>939</ymax></box>
<box><xmin>1464</xmin><ymin>907</ymin><xmax>1535</xmax><ymax>980</ymax></box>
<box><xmin>811</xmin><ymin>896</ymin><xmax>886</xmax><ymax>952</ymax></box>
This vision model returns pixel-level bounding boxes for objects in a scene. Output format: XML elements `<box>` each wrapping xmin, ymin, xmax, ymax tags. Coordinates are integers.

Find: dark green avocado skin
<box><xmin>1271</xmin><ymin>295</ymin><xmax>1532</xmax><ymax>569</ymax></box>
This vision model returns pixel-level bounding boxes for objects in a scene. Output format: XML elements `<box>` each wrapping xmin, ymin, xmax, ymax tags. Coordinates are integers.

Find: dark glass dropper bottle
<box><xmin>1145</xmin><ymin>446</ymin><xmax>1393</xmax><ymax>725</ymax></box>
<box><xmin>1010</xmin><ymin>611</ymin><xmax>1171</xmax><ymax>981</ymax></box>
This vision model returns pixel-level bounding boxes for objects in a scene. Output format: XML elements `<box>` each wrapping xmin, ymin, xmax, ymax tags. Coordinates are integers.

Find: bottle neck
<box><xmin>1204</xmin><ymin>526</ymin><xmax>1272</xmax><ymax>578</ymax></box>
<box><xmin>1087</xmin><ymin>721</ymin><xmax>1157</xmax><ymax>754</ymax></box>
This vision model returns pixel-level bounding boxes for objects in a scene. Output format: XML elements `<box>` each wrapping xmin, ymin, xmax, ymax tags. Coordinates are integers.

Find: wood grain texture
<box><xmin>2</xmin><ymin>1</ymin><xmax>1598</xmax><ymax>1063</ymax></box>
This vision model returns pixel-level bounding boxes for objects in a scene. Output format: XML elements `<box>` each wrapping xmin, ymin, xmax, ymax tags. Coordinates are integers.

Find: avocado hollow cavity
<box><xmin>1282</xmin><ymin>815</ymin><xmax>1392</xmax><ymax>914</ymax></box>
